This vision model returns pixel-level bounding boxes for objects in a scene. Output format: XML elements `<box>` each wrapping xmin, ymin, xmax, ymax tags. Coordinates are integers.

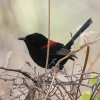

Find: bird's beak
<box><xmin>18</xmin><ymin>37</ymin><xmax>25</xmax><ymax>41</ymax></box>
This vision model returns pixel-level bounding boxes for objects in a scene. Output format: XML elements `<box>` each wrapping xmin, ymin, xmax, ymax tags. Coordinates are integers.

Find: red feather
<box><xmin>42</xmin><ymin>40</ymin><xmax>55</xmax><ymax>48</ymax></box>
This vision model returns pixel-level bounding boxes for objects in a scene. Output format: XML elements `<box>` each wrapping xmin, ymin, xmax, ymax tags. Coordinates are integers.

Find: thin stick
<box><xmin>44</xmin><ymin>38</ymin><xmax>100</xmax><ymax>100</ymax></box>
<box><xmin>42</xmin><ymin>0</ymin><xmax>51</xmax><ymax>99</ymax></box>
<box><xmin>45</xmin><ymin>0</ymin><xmax>51</xmax><ymax>71</ymax></box>
<box><xmin>0</xmin><ymin>67</ymin><xmax>37</xmax><ymax>84</ymax></box>
<box><xmin>54</xmin><ymin>38</ymin><xmax>100</xmax><ymax>67</ymax></box>
<box><xmin>75</xmin><ymin>46</ymin><xmax>90</xmax><ymax>99</ymax></box>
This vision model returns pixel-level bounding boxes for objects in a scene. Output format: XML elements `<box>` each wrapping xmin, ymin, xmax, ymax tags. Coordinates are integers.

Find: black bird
<box><xmin>18</xmin><ymin>18</ymin><xmax>92</xmax><ymax>70</ymax></box>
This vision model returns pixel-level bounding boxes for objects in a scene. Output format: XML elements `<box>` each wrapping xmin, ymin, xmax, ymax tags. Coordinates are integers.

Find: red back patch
<box><xmin>42</xmin><ymin>40</ymin><xmax>55</xmax><ymax>48</ymax></box>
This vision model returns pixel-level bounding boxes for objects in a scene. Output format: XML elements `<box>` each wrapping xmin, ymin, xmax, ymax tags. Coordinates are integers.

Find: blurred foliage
<box><xmin>81</xmin><ymin>91</ymin><xmax>91</xmax><ymax>100</ymax></box>
<box><xmin>81</xmin><ymin>74</ymin><xmax>100</xmax><ymax>100</ymax></box>
<box><xmin>88</xmin><ymin>74</ymin><xmax>97</xmax><ymax>86</ymax></box>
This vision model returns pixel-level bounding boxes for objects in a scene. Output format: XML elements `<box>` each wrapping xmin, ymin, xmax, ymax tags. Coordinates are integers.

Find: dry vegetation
<box><xmin>0</xmin><ymin>1</ymin><xmax>100</xmax><ymax>100</ymax></box>
<box><xmin>0</xmin><ymin>36</ymin><xmax>100</xmax><ymax>100</ymax></box>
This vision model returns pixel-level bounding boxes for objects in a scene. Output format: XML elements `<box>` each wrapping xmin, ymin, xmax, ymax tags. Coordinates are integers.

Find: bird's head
<box><xmin>18</xmin><ymin>33</ymin><xmax>48</xmax><ymax>48</ymax></box>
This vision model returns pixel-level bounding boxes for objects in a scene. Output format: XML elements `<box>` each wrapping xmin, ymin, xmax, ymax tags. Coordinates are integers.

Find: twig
<box><xmin>65</xmin><ymin>72</ymin><xmax>99</xmax><ymax>77</ymax></box>
<box><xmin>75</xmin><ymin>46</ymin><xmax>90</xmax><ymax>99</ymax></box>
<box><xmin>44</xmin><ymin>72</ymin><xmax>56</xmax><ymax>100</ymax></box>
<box><xmin>55</xmin><ymin>78</ymin><xmax>73</xmax><ymax>100</ymax></box>
<box><xmin>43</xmin><ymin>0</ymin><xmax>51</xmax><ymax>99</ymax></box>
<box><xmin>55</xmin><ymin>38</ymin><xmax>100</xmax><ymax>68</ymax></box>
<box><xmin>0</xmin><ymin>67</ymin><xmax>37</xmax><ymax>84</ymax></box>
<box><xmin>0</xmin><ymin>77</ymin><xmax>15</xmax><ymax>81</ymax></box>
<box><xmin>90</xmin><ymin>81</ymin><xmax>100</xmax><ymax>100</ymax></box>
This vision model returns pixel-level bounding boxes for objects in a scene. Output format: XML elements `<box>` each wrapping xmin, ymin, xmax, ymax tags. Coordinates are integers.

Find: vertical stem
<box><xmin>42</xmin><ymin>0</ymin><xmax>51</xmax><ymax>99</ymax></box>
<box><xmin>45</xmin><ymin>0</ymin><xmax>51</xmax><ymax>73</ymax></box>
<box><xmin>75</xmin><ymin>46</ymin><xmax>90</xmax><ymax>100</ymax></box>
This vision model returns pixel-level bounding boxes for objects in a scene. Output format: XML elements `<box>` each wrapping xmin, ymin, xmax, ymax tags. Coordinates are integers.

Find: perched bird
<box><xmin>18</xmin><ymin>18</ymin><xmax>92</xmax><ymax>70</ymax></box>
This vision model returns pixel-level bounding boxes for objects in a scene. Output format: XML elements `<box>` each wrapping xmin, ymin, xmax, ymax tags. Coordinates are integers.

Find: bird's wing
<box><xmin>55</xmin><ymin>48</ymin><xmax>71</xmax><ymax>55</ymax></box>
<box><xmin>40</xmin><ymin>42</ymin><xmax>64</xmax><ymax>55</ymax></box>
<box><xmin>41</xmin><ymin>42</ymin><xmax>74</xmax><ymax>56</ymax></box>
<box><xmin>55</xmin><ymin>48</ymin><xmax>77</xmax><ymax>59</ymax></box>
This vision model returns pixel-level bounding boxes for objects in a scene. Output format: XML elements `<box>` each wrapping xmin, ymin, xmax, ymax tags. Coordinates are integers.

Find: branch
<box><xmin>55</xmin><ymin>38</ymin><xmax>100</xmax><ymax>68</ymax></box>
<box><xmin>0</xmin><ymin>66</ymin><xmax>37</xmax><ymax>84</ymax></box>
<box><xmin>76</xmin><ymin>46</ymin><xmax>90</xmax><ymax>99</ymax></box>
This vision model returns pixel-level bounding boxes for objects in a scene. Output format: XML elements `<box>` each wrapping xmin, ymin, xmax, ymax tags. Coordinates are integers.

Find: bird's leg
<box><xmin>52</xmin><ymin>59</ymin><xmax>57</xmax><ymax>65</ymax></box>
<box><xmin>48</xmin><ymin>59</ymin><xmax>57</xmax><ymax>66</ymax></box>
<box><xmin>47</xmin><ymin>59</ymin><xmax>57</xmax><ymax>69</ymax></box>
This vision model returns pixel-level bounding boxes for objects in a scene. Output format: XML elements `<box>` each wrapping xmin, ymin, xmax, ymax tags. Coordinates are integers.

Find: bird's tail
<box><xmin>65</xmin><ymin>18</ymin><xmax>93</xmax><ymax>49</ymax></box>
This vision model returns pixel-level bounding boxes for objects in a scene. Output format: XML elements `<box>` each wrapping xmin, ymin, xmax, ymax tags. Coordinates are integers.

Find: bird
<box><xmin>18</xmin><ymin>18</ymin><xmax>92</xmax><ymax>70</ymax></box>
